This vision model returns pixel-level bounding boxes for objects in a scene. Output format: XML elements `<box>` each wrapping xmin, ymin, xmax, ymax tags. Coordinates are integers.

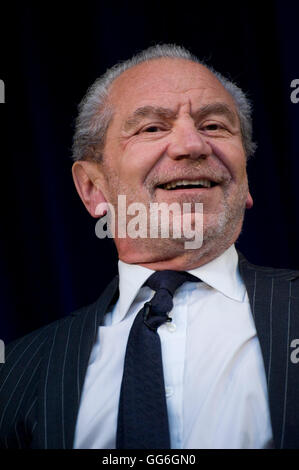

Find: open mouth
<box><xmin>157</xmin><ymin>178</ymin><xmax>218</xmax><ymax>190</ymax></box>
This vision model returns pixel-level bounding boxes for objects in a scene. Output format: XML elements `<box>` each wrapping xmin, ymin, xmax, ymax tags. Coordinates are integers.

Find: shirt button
<box><xmin>167</xmin><ymin>322</ymin><xmax>176</xmax><ymax>332</ymax></box>
<box><xmin>165</xmin><ymin>386</ymin><xmax>173</xmax><ymax>398</ymax></box>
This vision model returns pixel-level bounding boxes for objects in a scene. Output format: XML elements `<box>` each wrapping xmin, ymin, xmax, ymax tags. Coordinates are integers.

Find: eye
<box><xmin>201</xmin><ymin>123</ymin><xmax>223</xmax><ymax>131</ymax></box>
<box><xmin>143</xmin><ymin>125</ymin><xmax>163</xmax><ymax>133</ymax></box>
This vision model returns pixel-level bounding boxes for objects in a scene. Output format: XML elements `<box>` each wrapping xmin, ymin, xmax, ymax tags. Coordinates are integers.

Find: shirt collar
<box><xmin>114</xmin><ymin>261</ymin><xmax>155</xmax><ymax>324</ymax></box>
<box><xmin>114</xmin><ymin>244</ymin><xmax>246</xmax><ymax>324</ymax></box>
<box><xmin>188</xmin><ymin>244</ymin><xmax>246</xmax><ymax>302</ymax></box>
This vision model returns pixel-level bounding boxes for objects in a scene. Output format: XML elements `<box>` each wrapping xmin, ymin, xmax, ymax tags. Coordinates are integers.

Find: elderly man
<box><xmin>0</xmin><ymin>44</ymin><xmax>299</xmax><ymax>450</ymax></box>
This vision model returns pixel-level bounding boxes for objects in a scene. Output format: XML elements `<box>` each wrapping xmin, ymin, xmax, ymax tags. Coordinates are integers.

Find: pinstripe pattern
<box><xmin>238</xmin><ymin>253</ymin><xmax>299</xmax><ymax>448</ymax></box>
<box><xmin>0</xmin><ymin>276</ymin><xmax>119</xmax><ymax>449</ymax></box>
<box><xmin>11</xmin><ymin>356</ymin><xmax>43</xmax><ymax>447</ymax></box>
<box><xmin>0</xmin><ymin>323</ymin><xmax>56</xmax><ymax>447</ymax></box>
<box><xmin>76</xmin><ymin>311</ymin><xmax>89</xmax><ymax>405</ymax></box>
<box><xmin>0</xmin><ymin>338</ymin><xmax>46</xmax><ymax>429</ymax></box>
<box><xmin>267</xmin><ymin>278</ymin><xmax>274</xmax><ymax>387</ymax></box>
<box><xmin>43</xmin><ymin>323</ymin><xmax>60</xmax><ymax>449</ymax></box>
<box><xmin>280</xmin><ymin>281</ymin><xmax>292</xmax><ymax>447</ymax></box>
<box><xmin>252</xmin><ymin>271</ymin><xmax>257</xmax><ymax>321</ymax></box>
<box><xmin>24</xmin><ymin>396</ymin><xmax>37</xmax><ymax>436</ymax></box>
<box><xmin>61</xmin><ymin>317</ymin><xmax>76</xmax><ymax>449</ymax></box>
<box><xmin>1</xmin><ymin>260</ymin><xmax>299</xmax><ymax>449</ymax></box>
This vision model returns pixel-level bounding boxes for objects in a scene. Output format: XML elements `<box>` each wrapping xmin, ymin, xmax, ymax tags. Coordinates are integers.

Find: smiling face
<box><xmin>80</xmin><ymin>58</ymin><xmax>253</xmax><ymax>269</ymax></box>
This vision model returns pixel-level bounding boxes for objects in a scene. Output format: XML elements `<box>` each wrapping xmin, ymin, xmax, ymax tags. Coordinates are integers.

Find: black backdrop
<box><xmin>1</xmin><ymin>1</ymin><xmax>299</xmax><ymax>343</ymax></box>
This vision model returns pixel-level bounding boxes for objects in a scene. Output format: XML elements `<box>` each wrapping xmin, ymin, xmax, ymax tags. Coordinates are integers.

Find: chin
<box><xmin>202</xmin><ymin>210</ymin><xmax>244</xmax><ymax>248</ymax></box>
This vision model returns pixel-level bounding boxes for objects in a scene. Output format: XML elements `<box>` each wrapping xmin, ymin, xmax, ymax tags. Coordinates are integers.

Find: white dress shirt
<box><xmin>74</xmin><ymin>245</ymin><xmax>274</xmax><ymax>449</ymax></box>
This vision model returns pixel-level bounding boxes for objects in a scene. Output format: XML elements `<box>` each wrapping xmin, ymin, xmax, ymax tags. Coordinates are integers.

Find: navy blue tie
<box><xmin>116</xmin><ymin>270</ymin><xmax>200</xmax><ymax>449</ymax></box>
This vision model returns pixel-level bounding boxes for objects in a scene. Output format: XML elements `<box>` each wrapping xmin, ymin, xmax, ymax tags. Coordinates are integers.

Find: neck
<box><xmin>116</xmin><ymin>218</ymin><xmax>243</xmax><ymax>271</ymax></box>
<box><xmin>118</xmin><ymin>238</ymin><xmax>235</xmax><ymax>271</ymax></box>
<box><xmin>138</xmin><ymin>249</ymin><xmax>227</xmax><ymax>271</ymax></box>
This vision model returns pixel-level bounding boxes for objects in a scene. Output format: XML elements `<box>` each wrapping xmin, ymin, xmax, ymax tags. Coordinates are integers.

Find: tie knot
<box><xmin>144</xmin><ymin>270</ymin><xmax>200</xmax><ymax>325</ymax></box>
<box><xmin>145</xmin><ymin>270</ymin><xmax>199</xmax><ymax>297</ymax></box>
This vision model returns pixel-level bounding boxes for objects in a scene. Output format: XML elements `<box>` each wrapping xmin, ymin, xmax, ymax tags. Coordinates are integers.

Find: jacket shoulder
<box><xmin>238</xmin><ymin>251</ymin><xmax>299</xmax><ymax>282</ymax></box>
<box><xmin>0</xmin><ymin>279</ymin><xmax>117</xmax><ymax>449</ymax></box>
<box><xmin>0</xmin><ymin>314</ymin><xmax>75</xmax><ymax>448</ymax></box>
<box><xmin>1</xmin><ymin>274</ymin><xmax>119</xmax><ymax>373</ymax></box>
<box><xmin>1</xmin><ymin>307</ymin><xmax>86</xmax><ymax>370</ymax></box>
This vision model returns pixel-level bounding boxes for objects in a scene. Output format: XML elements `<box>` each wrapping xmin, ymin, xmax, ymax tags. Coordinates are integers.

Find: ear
<box><xmin>246</xmin><ymin>191</ymin><xmax>253</xmax><ymax>209</ymax></box>
<box><xmin>72</xmin><ymin>160</ymin><xmax>108</xmax><ymax>218</ymax></box>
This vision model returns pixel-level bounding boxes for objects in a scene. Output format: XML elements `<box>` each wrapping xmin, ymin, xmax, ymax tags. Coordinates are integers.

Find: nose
<box><xmin>167</xmin><ymin>119</ymin><xmax>212</xmax><ymax>161</ymax></box>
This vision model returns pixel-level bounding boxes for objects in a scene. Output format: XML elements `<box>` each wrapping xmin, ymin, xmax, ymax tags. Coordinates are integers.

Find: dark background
<box><xmin>0</xmin><ymin>1</ymin><xmax>299</xmax><ymax>343</ymax></box>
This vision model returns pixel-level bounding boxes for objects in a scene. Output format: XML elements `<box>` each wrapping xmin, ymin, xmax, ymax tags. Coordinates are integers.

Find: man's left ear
<box><xmin>72</xmin><ymin>160</ymin><xmax>108</xmax><ymax>218</ymax></box>
<box><xmin>246</xmin><ymin>191</ymin><xmax>253</xmax><ymax>209</ymax></box>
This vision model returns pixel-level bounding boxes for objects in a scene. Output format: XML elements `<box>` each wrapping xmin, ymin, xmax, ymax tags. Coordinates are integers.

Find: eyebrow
<box><xmin>195</xmin><ymin>103</ymin><xmax>238</xmax><ymax>126</ymax></box>
<box><xmin>123</xmin><ymin>102</ymin><xmax>238</xmax><ymax>132</ymax></box>
<box><xmin>123</xmin><ymin>106</ymin><xmax>176</xmax><ymax>131</ymax></box>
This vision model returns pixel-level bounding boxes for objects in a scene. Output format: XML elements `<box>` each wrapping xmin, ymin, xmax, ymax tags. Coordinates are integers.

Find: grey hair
<box><xmin>72</xmin><ymin>44</ymin><xmax>257</xmax><ymax>162</ymax></box>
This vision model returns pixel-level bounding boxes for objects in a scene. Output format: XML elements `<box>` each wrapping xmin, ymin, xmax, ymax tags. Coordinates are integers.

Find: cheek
<box><xmin>225</xmin><ymin>152</ymin><xmax>247</xmax><ymax>183</ymax></box>
<box><xmin>120</xmin><ymin>141</ymin><xmax>167</xmax><ymax>178</ymax></box>
<box><xmin>227</xmin><ymin>141</ymin><xmax>247</xmax><ymax>173</ymax></box>
<box><xmin>234</xmin><ymin>157</ymin><xmax>248</xmax><ymax>181</ymax></box>
<box><xmin>209</xmin><ymin>140</ymin><xmax>246</xmax><ymax>178</ymax></box>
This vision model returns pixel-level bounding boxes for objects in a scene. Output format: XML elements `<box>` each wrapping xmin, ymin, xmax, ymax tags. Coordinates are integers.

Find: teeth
<box><xmin>163</xmin><ymin>179</ymin><xmax>212</xmax><ymax>190</ymax></box>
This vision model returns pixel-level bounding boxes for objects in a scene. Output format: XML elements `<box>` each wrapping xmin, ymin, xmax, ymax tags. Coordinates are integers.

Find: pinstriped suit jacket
<box><xmin>1</xmin><ymin>253</ymin><xmax>299</xmax><ymax>449</ymax></box>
